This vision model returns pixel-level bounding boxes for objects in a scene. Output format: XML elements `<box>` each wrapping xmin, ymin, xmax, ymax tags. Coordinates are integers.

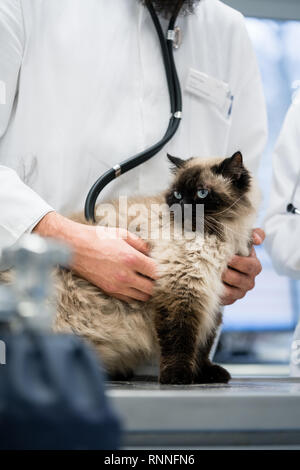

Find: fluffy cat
<box><xmin>51</xmin><ymin>151</ymin><xmax>260</xmax><ymax>385</ymax></box>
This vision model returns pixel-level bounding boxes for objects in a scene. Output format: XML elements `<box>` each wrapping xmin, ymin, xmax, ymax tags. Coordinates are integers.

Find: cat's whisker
<box><xmin>213</xmin><ymin>194</ymin><xmax>248</xmax><ymax>216</ymax></box>
<box><xmin>206</xmin><ymin>216</ymin><xmax>252</xmax><ymax>241</ymax></box>
<box><xmin>214</xmin><ymin>204</ymin><xmax>245</xmax><ymax>222</ymax></box>
<box><xmin>203</xmin><ymin>217</ymin><xmax>226</xmax><ymax>239</ymax></box>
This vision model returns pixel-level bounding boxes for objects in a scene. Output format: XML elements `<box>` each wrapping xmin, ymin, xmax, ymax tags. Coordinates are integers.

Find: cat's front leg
<box><xmin>194</xmin><ymin>312</ymin><xmax>231</xmax><ymax>384</ymax></box>
<box><xmin>154</xmin><ymin>307</ymin><xmax>200</xmax><ymax>385</ymax></box>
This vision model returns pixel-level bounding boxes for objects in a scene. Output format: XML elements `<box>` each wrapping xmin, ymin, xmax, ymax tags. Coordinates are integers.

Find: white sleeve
<box><xmin>0</xmin><ymin>0</ymin><xmax>53</xmax><ymax>252</ymax></box>
<box><xmin>226</xmin><ymin>16</ymin><xmax>268</xmax><ymax>176</ymax></box>
<box><xmin>264</xmin><ymin>98</ymin><xmax>300</xmax><ymax>279</ymax></box>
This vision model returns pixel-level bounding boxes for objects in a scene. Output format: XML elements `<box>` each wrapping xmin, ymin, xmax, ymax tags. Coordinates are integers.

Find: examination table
<box><xmin>108</xmin><ymin>368</ymin><xmax>300</xmax><ymax>449</ymax></box>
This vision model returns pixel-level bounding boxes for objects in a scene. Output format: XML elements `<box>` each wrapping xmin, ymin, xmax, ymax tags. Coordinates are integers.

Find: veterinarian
<box><xmin>264</xmin><ymin>94</ymin><xmax>300</xmax><ymax>376</ymax></box>
<box><xmin>0</xmin><ymin>0</ymin><xmax>267</xmax><ymax>306</ymax></box>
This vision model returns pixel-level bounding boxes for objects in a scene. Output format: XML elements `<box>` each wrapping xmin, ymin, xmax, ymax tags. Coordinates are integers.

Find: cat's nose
<box><xmin>181</xmin><ymin>198</ymin><xmax>193</xmax><ymax>207</ymax></box>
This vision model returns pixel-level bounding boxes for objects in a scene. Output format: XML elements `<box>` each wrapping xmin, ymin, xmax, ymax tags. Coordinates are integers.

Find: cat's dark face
<box><xmin>165</xmin><ymin>152</ymin><xmax>252</xmax><ymax>232</ymax></box>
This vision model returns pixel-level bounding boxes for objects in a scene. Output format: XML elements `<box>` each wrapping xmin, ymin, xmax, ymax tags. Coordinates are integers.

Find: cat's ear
<box><xmin>167</xmin><ymin>154</ymin><xmax>186</xmax><ymax>172</ymax></box>
<box><xmin>218</xmin><ymin>152</ymin><xmax>244</xmax><ymax>180</ymax></box>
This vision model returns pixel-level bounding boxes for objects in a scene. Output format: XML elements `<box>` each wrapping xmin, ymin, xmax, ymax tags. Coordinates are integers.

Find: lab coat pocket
<box><xmin>184</xmin><ymin>69</ymin><xmax>234</xmax><ymax>155</ymax></box>
<box><xmin>185</xmin><ymin>69</ymin><xmax>233</xmax><ymax>122</ymax></box>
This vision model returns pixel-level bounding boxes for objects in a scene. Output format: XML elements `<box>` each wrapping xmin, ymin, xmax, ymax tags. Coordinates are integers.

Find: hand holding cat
<box><xmin>221</xmin><ymin>228</ymin><xmax>265</xmax><ymax>306</ymax></box>
<box><xmin>34</xmin><ymin>212</ymin><xmax>158</xmax><ymax>303</ymax></box>
<box><xmin>34</xmin><ymin>212</ymin><xmax>264</xmax><ymax>306</ymax></box>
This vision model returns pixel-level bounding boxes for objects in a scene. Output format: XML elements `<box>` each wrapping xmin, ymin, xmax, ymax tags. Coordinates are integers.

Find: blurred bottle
<box><xmin>290</xmin><ymin>321</ymin><xmax>300</xmax><ymax>377</ymax></box>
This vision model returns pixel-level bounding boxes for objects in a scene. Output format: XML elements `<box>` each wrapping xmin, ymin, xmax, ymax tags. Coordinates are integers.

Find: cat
<box><xmin>51</xmin><ymin>151</ymin><xmax>260</xmax><ymax>385</ymax></box>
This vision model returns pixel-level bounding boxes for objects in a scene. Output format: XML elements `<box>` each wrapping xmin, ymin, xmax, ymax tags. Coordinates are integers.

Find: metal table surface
<box><xmin>107</xmin><ymin>375</ymin><xmax>300</xmax><ymax>449</ymax></box>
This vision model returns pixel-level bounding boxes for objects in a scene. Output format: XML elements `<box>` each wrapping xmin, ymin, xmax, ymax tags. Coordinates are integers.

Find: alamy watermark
<box><xmin>0</xmin><ymin>80</ymin><xmax>6</xmax><ymax>105</ymax></box>
<box><xmin>94</xmin><ymin>196</ymin><xmax>205</xmax><ymax>246</ymax></box>
<box><xmin>0</xmin><ymin>340</ymin><xmax>6</xmax><ymax>365</ymax></box>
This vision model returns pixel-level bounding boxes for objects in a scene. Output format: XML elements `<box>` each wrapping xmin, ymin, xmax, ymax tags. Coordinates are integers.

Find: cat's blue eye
<box><xmin>174</xmin><ymin>191</ymin><xmax>182</xmax><ymax>200</ymax></box>
<box><xmin>197</xmin><ymin>189</ymin><xmax>209</xmax><ymax>199</ymax></box>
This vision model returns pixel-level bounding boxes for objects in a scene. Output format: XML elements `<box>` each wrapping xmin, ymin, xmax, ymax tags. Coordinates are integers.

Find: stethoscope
<box><xmin>84</xmin><ymin>0</ymin><xmax>185</xmax><ymax>222</ymax></box>
<box><xmin>287</xmin><ymin>169</ymin><xmax>300</xmax><ymax>215</ymax></box>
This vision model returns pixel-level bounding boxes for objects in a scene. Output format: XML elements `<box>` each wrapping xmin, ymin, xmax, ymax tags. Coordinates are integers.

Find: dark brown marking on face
<box><xmin>165</xmin><ymin>152</ymin><xmax>252</xmax><ymax>239</ymax></box>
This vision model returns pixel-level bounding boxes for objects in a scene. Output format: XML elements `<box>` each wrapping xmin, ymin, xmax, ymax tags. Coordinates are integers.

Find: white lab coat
<box><xmin>264</xmin><ymin>95</ymin><xmax>300</xmax><ymax>376</ymax></box>
<box><xmin>264</xmin><ymin>95</ymin><xmax>300</xmax><ymax>279</ymax></box>
<box><xmin>0</xmin><ymin>0</ymin><xmax>267</xmax><ymax>253</ymax></box>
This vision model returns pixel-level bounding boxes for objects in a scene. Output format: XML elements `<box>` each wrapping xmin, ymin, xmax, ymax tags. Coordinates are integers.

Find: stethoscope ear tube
<box><xmin>84</xmin><ymin>0</ymin><xmax>184</xmax><ymax>222</ymax></box>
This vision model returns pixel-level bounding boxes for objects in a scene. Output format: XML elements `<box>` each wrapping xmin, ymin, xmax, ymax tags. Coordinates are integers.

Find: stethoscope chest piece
<box><xmin>287</xmin><ymin>168</ymin><xmax>300</xmax><ymax>215</ymax></box>
<box><xmin>287</xmin><ymin>203</ymin><xmax>300</xmax><ymax>216</ymax></box>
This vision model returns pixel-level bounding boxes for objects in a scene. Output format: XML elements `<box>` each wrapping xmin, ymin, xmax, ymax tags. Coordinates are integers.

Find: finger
<box><xmin>125</xmin><ymin>287</ymin><xmax>150</xmax><ymax>302</ymax></box>
<box><xmin>248</xmin><ymin>250</ymin><xmax>262</xmax><ymax>275</ymax></box>
<box><xmin>228</xmin><ymin>254</ymin><xmax>259</xmax><ymax>276</ymax></box>
<box><xmin>221</xmin><ymin>285</ymin><xmax>245</xmax><ymax>306</ymax></box>
<box><xmin>125</xmin><ymin>248</ymin><xmax>158</xmax><ymax>280</ymax></box>
<box><xmin>123</xmin><ymin>230</ymin><xmax>150</xmax><ymax>256</ymax></box>
<box><xmin>129</xmin><ymin>273</ymin><xmax>154</xmax><ymax>296</ymax></box>
<box><xmin>113</xmin><ymin>293</ymin><xmax>133</xmax><ymax>303</ymax></box>
<box><xmin>249</xmin><ymin>246</ymin><xmax>257</xmax><ymax>258</ymax></box>
<box><xmin>222</xmin><ymin>268</ymin><xmax>254</xmax><ymax>291</ymax></box>
<box><xmin>252</xmin><ymin>228</ymin><xmax>265</xmax><ymax>245</ymax></box>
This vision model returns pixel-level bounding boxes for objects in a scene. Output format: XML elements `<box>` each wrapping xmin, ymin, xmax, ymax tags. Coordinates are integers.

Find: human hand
<box><xmin>34</xmin><ymin>212</ymin><xmax>158</xmax><ymax>303</ymax></box>
<box><xmin>221</xmin><ymin>228</ymin><xmax>265</xmax><ymax>306</ymax></box>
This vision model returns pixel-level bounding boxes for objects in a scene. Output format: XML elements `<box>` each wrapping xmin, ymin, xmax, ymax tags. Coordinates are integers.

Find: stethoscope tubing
<box><xmin>84</xmin><ymin>0</ymin><xmax>184</xmax><ymax>222</ymax></box>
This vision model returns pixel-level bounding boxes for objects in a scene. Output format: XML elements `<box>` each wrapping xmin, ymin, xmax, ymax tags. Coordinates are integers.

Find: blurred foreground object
<box><xmin>0</xmin><ymin>235</ymin><xmax>121</xmax><ymax>450</ymax></box>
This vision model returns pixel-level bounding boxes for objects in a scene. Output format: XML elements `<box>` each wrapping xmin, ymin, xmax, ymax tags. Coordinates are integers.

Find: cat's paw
<box><xmin>108</xmin><ymin>370</ymin><xmax>134</xmax><ymax>381</ymax></box>
<box><xmin>159</xmin><ymin>368</ymin><xmax>194</xmax><ymax>385</ymax></box>
<box><xmin>195</xmin><ymin>363</ymin><xmax>231</xmax><ymax>384</ymax></box>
